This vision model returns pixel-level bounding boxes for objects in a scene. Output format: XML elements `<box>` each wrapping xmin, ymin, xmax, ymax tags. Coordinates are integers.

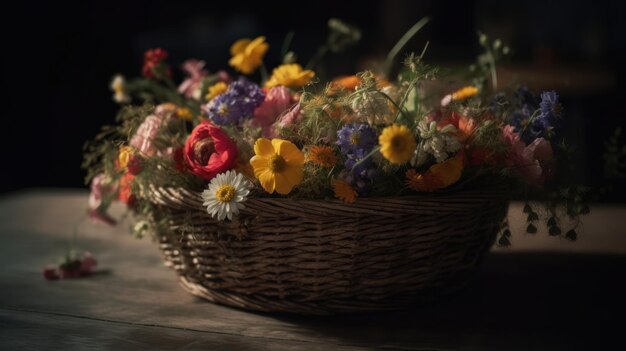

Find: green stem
<box><xmin>350</xmin><ymin>146</ymin><xmax>381</xmax><ymax>176</ymax></box>
<box><xmin>483</xmin><ymin>44</ymin><xmax>498</xmax><ymax>90</ymax></box>
<box><xmin>280</xmin><ymin>31</ymin><xmax>295</xmax><ymax>60</ymax></box>
<box><xmin>377</xmin><ymin>90</ymin><xmax>409</xmax><ymax>121</ymax></box>
<box><xmin>384</xmin><ymin>17</ymin><xmax>430</xmax><ymax>78</ymax></box>
<box><xmin>260</xmin><ymin>64</ymin><xmax>269</xmax><ymax>85</ymax></box>
<box><xmin>306</xmin><ymin>45</ymin><xmax>329</xmax><ymax>70</ymax></box>
<box><xmin>393</xmin><ymin>78</ymin><xmax>419</xmax><ymax>123</ymax></box>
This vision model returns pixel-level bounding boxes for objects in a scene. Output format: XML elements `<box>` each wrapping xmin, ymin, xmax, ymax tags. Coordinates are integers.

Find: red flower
<box><xmin>118</xmin><ymin>173</ymin><xmax>135</xmax><ymax>205</ymax></box>
<box><xmin>184</xmin><ymin>121</ymin><xmax>237</xmax><ymax>180</ymax></box>
<box><xmin>142</xmin><ymin>48</ymin><xmax>170</xmax><ymax>79</ymax></box>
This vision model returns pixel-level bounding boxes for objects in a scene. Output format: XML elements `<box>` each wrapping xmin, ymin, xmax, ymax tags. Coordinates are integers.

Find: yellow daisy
<box><xmin>118</xmin><ymin>146</ymin><xmax>133</xmax><ymax>169</ymax></box>
<box><xmin>205</xmin><ymin>81</ymin><xmax>228</xmax><ymax>101</ymax></box>
<box><xmin>176</xmin><ymin>107</ymin><xmax>194</xmax><ymax>121</ymax></box>
<box><xmin>265</xmin><ymin>64</ymin><xmax>315</xmax><ymax>89</ymax></box>
<box><xmin>250</xmin><ymin>138</ymin><xmax>304</xmax><ymax>195</ymax></box>
<box><xmin>332</xmin><ymin>179</ymin><xmax>357</xmax><ymax>204</ymax></box>
<box><xmin>379</xmin><ymin>124</ymin><xmax>417</xmax><ymax>164</ymax></box>
<box><xmin>307</xmin><ymin>145</ymin><xmax>337</xmax><ymax>168</ymax></box>
<box><xmin>451</xmin><ymin>86</ymin><xmax>478</xmax><ymax>101</ymax></box>
<box><xmin>228</xmin><ymin>36</ymin><xmax>269</xmax><ymax>74</ymax></box>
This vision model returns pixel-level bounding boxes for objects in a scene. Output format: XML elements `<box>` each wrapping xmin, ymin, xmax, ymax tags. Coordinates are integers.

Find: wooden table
<box><xmin>1</xmin><ymin>190</ymin><xmax>624</xmax><ymax>350</ymax></box>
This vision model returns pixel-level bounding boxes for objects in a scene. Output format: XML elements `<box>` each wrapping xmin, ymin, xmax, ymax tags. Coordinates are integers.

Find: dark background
<box><xmin>4</xmin><ymin>0</ymin><xmax>626</xmax><ymax>199</ymax></box>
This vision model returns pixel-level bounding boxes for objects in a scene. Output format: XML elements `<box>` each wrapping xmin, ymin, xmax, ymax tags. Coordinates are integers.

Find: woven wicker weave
<box><xmin>148</xmin><ymin>184</ymin><xmax>508</xmax><ymax>315</ymax></box>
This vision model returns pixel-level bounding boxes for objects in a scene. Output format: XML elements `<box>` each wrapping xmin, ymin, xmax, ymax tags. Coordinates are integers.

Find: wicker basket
<box><xmin>148</xmin><ymin>183</ymin><xmax>508</xmax><ymax>315</ymax></box>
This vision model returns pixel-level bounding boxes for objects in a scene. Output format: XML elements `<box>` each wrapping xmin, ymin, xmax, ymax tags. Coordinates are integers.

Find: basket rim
<box><xmin>147</xmin><ymin>177</ymin><xmax>508</xmax><ymax>218</ymax></box>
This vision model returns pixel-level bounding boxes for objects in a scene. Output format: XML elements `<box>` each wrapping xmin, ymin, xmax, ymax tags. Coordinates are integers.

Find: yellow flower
<box><xmin>206</xmin><ymin>81</ymin><xmax>228</xmax><ymax>101</ymax></box>
<box><xmin>451</xmin><ymin>86</ymin><xmax>478</xmax><ymax>101</ymax></box>
<box><xmin>265</xmin><ymin>64</ymin><xmax>315</xmax><ymax>89</ymax></box>
<box><xmin>176</xmin><ymin>107</ymin><xmax>194</xmax><ymax>121</ymax></box>
<box><xmin>379</xmin><ymin>124</ymin><xmax>417</xmax><ymax>164</ymax></box>
<box><xmin>332</xmin><ymin>179</ymin><xmax>357</xmax><ymax>204</ymax></box>
<box><xmin>250</xmin><ymin>138</ymin><xmax>304</xmax><ymax>194</ymax></box>
<box><xmin>307</xmin><ymin>145</ymin><xmax>337</xmax><ymax>168</ymax></box>
<box><xmin>118</xmin><ymin>146</ymin><xmax>133</xmax><ymax>169</ymax></box>
<box><xmin>228</xmin><ymin>36</ymin><xmax>269</xmax><ymax>74</ymax></box>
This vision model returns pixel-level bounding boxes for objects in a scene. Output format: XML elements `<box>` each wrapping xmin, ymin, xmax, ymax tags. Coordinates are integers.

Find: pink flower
<box><xmin>523</xmin><ymin>137</ymin><xmax>554</xmax><ymax>183</ymax></box>
<box><xmin>502</xmin><ymin>125</ymin><xmax>553</xmax><ymax>186</ymax></box>
<box><xmin>130</xmin><ymin>115</ymin><xmax>162</xmax><ymax>156</ymax></box>
<box><xmin>274</xmin><ymin>103</ymin><xmax>303</xmax><ymax>136</ymax></box>
<box><xmin>252</xmin><ymin>86</ymin><xmax>294</xmax><ymax>137</ymax></box>
<box><xmin>178</xmin><ymin>59</ymin><xmax>208</xmax><ymax>100</ymax></box>
<box><xmin>524</xmin><ymin>137</ymin><xmax>553</xmax><ymax>163</ymax></box>
<box><xmin>217</xmin><ymin>70</ymin><xmax>232</xmax><ymax>83</ymax></box>
<box><xmin>87</xmin><ymin>174</ymin><xmax>117</xmax><ymax>225</ymax></box>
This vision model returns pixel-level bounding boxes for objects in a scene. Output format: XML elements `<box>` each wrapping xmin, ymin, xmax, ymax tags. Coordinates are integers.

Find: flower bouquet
<box><xmin>84</xmin><ymin>19</ymin><xmax>588</xmax><ymax>314</ymax></box>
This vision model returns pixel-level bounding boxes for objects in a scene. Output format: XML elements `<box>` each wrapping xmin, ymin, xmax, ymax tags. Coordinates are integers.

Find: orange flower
<box><xmin>330</xmin><ymin>75</ymin><xmax>392</xmax><ymax>94</ymax></box>
<box><xmin>307</xmin><ymin>145</ymin><xmax>338</xmax><ymax>168</ymax></box>
<box><xmin>405</xmin><ymin>169</ymin><xmax>444</xmax><ymax>192</ymax></box>
<box><xmin>331</xmin><ymin>75</ymin><xmax>360</xmax><ymax>92</ymax></box>
<box><xmin>457</xmin><ymin>115</ymin><xmax>476</xmax><ymax>142</ymax></box>
<box><xmin>429</xmin><ymin>152</ymin><xmax>465</xmax><ymax>187</ymax></box>
<box><xmin>332</xmin><ymin>179</ymin><xmax>357</xmax><ymax>203</ymax></box>
<box><xmin>406</xmin><ymin>152</ymin><xmax>465</xmax><ymax>192</ymax></box>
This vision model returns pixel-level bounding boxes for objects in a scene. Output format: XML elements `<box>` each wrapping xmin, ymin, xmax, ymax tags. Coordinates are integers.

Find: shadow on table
<box><xmin>259</xmin><ymin>252</ymin><xmax>626</xmax><ymax>350</ymax></box>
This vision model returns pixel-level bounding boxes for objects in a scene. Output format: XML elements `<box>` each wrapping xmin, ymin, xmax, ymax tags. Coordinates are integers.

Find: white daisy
<box><xmin>201</xmin><ymin>170</ymin><xmax>252</xmax><ymax>221</ymax></box>
<box><xmin>110</xmin><ymin>74</ymin><xmax>130</xmax><ymax>104</ymax></box>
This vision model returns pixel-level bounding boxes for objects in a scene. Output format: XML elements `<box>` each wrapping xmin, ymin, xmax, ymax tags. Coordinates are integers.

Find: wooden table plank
<box><xmin>0</xmin><ymin>189</ymin><xmax>624</xmax><ymax>350</ymax></box>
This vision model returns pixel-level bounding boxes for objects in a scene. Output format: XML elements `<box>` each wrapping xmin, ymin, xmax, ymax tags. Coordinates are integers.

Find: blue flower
<box><xmin>205</xmin><ymin>78</ymin><xmax>265</xmax><ymax>125</ymax></box>
<box><xmin>336</xmin><ymin>123</ymin><xmax>377</xmax><ymax>159</ymax></box>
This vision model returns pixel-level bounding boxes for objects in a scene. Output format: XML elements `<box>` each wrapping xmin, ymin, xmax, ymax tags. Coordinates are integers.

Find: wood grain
<box><xmin>0</xmin><ymin>189</ymin><xmax>624</xmax><ymax>350</ymax></box>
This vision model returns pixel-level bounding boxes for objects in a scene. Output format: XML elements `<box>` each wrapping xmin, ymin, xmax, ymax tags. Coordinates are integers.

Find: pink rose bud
<box><xmin>80</xmin><ymin>252</ymin><xmax>98</xmax><ymax>273</ymax></box>
<box><xmin>43</xmin><ymin>266</ymin><xmax>60</xmax><ymax>280</ymax></box>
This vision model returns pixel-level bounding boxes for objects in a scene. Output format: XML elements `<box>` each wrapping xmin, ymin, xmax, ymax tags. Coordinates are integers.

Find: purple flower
<box><xmin>336</xmin><ymin>123</ymin><xmax>377</xmax><ymax>159</ymax></box>
<box><xmin>205</xmin><ymin>78</ymin><xmax>265</xmax><ymax>125</ymax></box>
<box><xmin>336</xmin><ymin>123</ymin><xmax>378</xmax><ymax>195</ymax></box>
<box><xmin>537</xmin><ymin>91</ymin><xmax>561</xmax><ymax>129</ymax></box>
<box><xmin>344</xmin><ymin>158</ymin><xmax>377</xmax><ymax>195</ymax></box>
<box><xmin>510</xmin><ymin>88</ymin><xmax>561</xmax><ymax>144</ymax></box>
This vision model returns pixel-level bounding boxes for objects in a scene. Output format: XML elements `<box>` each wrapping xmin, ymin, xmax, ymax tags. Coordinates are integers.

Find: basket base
<box><xmin>178</xmin><ymin>272</ymin><xmax>475</xmax><ymax>315</ymax></box>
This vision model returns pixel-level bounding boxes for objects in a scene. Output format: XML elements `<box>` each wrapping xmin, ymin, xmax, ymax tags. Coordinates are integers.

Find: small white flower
<box><xmin>132</xmin><ymin>220</ymin><xmax>151</xmax><ymax>238</ymax></box>
<box><xmin>351</xmin><ymin>89</ymin><xmax>392</xmax><ymax>125</ymax></box>
<box><xmin>110</xmin><ymin>74</ymin><xmax>130</xmax><ymax>104</ymax></box>
<box><xmin>411</xmin><ymin>120</ymin><xmax>461</xmax><ymax>166</ymax></box>
<box><xmin>202</xmin><ymin>170</ymin><xmax>252</xmax><ymax>221</ymax></box>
